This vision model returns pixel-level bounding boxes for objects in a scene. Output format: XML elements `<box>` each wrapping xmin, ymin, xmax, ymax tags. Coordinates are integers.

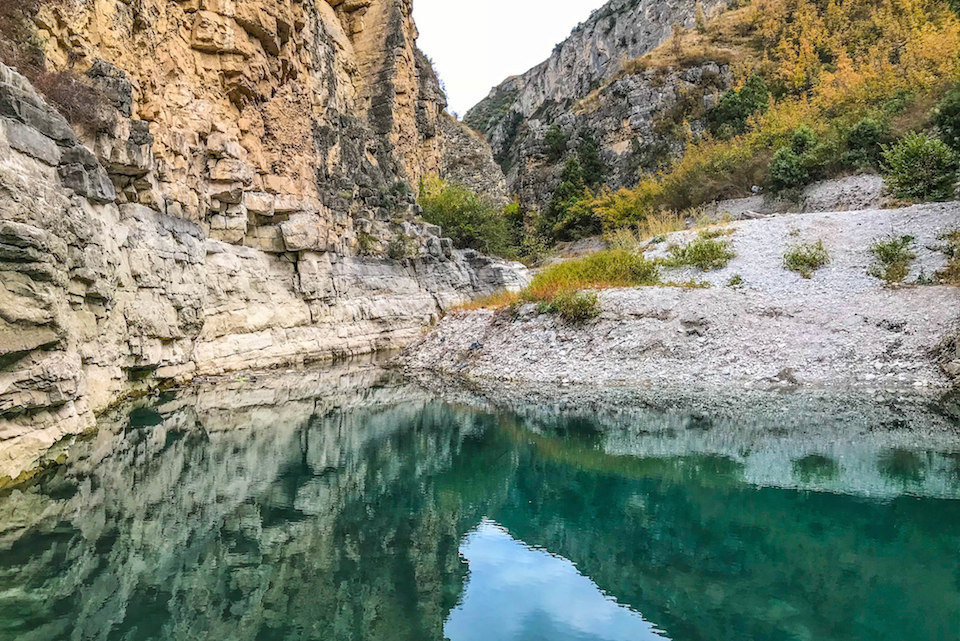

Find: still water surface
<box><xmin>0</xmin><ymin>371</ymin><xmax>958</xmax><ymax>641</ymax></box>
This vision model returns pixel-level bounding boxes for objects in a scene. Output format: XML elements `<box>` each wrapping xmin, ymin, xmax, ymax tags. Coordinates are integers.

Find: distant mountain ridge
<box><xmin>464</xmin><ymin>0</ymin><xmax>727</xmax><ymax>204</ymax></box>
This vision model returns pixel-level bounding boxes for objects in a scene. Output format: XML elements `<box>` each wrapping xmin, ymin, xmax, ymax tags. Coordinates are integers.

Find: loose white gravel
<box><xmin>401</xmin><ymin>203</ymin><xmax>960</xmax><ymax>392</ymax></box>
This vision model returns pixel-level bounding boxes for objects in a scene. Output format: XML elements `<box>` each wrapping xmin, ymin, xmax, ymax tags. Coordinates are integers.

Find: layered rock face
<box><xmin>0</xmin><ymin>0</ymin><xmax>525</xmax><ymax>480</ymax></box>
<box><xmin>465</xmin><ymin>0</ymin><xmax>728</xmax><ymax>206</ymax></box>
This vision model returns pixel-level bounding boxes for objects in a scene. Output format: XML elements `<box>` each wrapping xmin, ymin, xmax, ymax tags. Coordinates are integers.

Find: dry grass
<box><xmin>454</xmin><ymin>290</ymin><xmax>522</xmax><ymax>312</ymax></box>
<box><xmin>453</xmin><ymin>249</ymin><xmax>662</xmax><ymax>314</ymax></box>
<box><xmin>604</xmin><ymin>212</ymin><xmax>686</xmax><ymax>250</ymax></box>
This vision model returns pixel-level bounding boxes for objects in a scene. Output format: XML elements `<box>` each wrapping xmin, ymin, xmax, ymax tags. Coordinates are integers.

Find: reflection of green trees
<box><xmin>1</xmin><ymin>397</ymin><xmax>959</xmax><ymax>641</ymax></box>
<box><xmin>792</xmin><ymin>454</ymin><xmax>841</xmax><ymax>483</ymax></box>
<box><xmin>877</xmin><ymin>448</ymin><xmax>926</xmax><ymax>486</ymax></box>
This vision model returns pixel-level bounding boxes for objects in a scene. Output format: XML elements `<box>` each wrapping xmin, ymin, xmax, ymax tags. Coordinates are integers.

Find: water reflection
<box><xmin>447</xmin><ymin>520</ymin><xmax>668</xmax><ymax>641</ymax></box>
<box><xmin>0</xmin><ymin>365</ymin><xmax>957</xmax><ymax>641</ymax></box>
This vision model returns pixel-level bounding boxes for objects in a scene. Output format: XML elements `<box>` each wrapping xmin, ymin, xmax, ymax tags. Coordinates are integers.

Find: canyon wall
<box><xmin>464</xmin><ymin>0</ymin><xmax>729</xmax><ymax>206</ymax></box>
<box><xmin>0</xmin><ymin>0</ymin><xmax>525</xmax><ymax>481</ymax></box>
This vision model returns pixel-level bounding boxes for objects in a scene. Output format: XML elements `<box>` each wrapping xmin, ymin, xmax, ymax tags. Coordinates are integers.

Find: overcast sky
<box><xmin>413</xmin><ymin>0</ymin><xmax>608</xmax><ymax>117</ymax></box>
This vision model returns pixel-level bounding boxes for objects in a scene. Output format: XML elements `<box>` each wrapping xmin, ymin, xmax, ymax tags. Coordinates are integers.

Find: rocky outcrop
<box><xmin>464</xmin><ymin>0</ymin><xmax>728</xmax><ymax>206</ymax></box>
<box><xmin>0</xmin><ymin>0</ymin><xmax>525</xmax><ymax>482</ymax></box>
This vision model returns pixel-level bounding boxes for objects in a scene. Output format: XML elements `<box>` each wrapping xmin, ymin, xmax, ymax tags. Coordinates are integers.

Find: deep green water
<box><xmin>1</xmin><ymin>375</ymin><xmax>959</xmax><ymax>641</ymax></box>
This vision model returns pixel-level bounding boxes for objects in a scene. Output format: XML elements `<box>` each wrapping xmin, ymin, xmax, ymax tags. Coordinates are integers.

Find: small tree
<box><xmin>577</xmin><ymin>132</ymin><xmax>606</xmax><ymax>187</ymax></box>
<box><xmin>544</xmin><ymin>125</ymin><xmax>568</xmax><ymax>162</ymax></box>
<box><xmin>882</xmin><ymin>132</ymin><xmax>959</xmax><ymax>202</ymax></box>
<box><xmin>844</xmin><ymin>117</ymin><xmax>889</xmax><ymax>168</ymax></box>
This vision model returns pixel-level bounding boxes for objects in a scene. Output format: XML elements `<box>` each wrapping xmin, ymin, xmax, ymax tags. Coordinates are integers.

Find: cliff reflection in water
<box><xmin>0</xmin><ymin>364</ymin><xmax>958</xmax><ymax>641</ymax></box>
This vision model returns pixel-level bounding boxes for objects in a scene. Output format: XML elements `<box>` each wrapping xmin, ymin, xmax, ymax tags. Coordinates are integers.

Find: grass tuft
<box><xmin>538</xmin><ymin>290</ymin><xmax>601</xmax><ymax>323</ymax></box>
<box><xmin>868</xmin><ymin>236</ymin><xmax>916</xmax><ymax>284</ymax></box>
<box><xmin>664</xmin><ymin>232</ymin><xmax>736</xmax><ymax>270</ymax></box>
<box><xmin>934</xmin><ymin>229</ymin><xmax>960</xmax><ymax>284</ymax></box>
<box><xmin>783</xmin><ymin>240</ymin><xmax>830</xmax><ymax>278</ymax></box>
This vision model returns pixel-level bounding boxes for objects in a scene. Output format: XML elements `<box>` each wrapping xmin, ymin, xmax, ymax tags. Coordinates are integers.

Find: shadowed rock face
<box><xmin>1</xmin><ymin>365</ymin><xmax>958</xmax><ymax>640</ymax></box>
<box><xmin>0</xmin><ymin>1</ymin><xmax>526</xmax><ymax>476</ymax></box>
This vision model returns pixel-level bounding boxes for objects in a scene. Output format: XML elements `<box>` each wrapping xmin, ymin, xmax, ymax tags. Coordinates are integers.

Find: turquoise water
<box><xmin>1</xmin><ymin>376</ymin><xmax>959</xmax><ymax>641</ymax></box>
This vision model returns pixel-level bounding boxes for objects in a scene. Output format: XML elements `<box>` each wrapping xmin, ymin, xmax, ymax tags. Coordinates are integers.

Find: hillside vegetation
<box><xmin>545</xmin><ymin>0</ymin><xmax>960</xmax><ymax>239</ymax></box>
<box><xmin>426</xmin><ymin>0</ymin><xmax>960</xmax><ymax>261</ymax></box>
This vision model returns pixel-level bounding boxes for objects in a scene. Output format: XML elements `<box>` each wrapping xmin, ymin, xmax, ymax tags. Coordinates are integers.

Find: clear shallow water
<box><xmin>1</xmin><ymin>371</ymin><xmax>959</xmax><ymax>641</ymax></box>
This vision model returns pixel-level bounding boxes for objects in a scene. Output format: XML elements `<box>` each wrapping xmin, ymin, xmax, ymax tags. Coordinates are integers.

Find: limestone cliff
<box><xmin>0</xmin><ymin>0</ymin><xmax>525</xmax><ymax>481</ymax></box>
<box><xmin>464</xmin><ymin>0</ymin><xmax>728</xmax><ymax>206</ymax></box>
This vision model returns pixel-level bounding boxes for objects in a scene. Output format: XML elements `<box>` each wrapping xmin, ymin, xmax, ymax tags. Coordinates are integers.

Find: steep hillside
<box><xmin>465</xmin><ymin>0</ymin><xmax>727</xmax><ymax>205</ymax></box>
<box><xmin>0</xmin><ymin>1</ymin><xmax>524</xmax><ymax>483</ymax></box>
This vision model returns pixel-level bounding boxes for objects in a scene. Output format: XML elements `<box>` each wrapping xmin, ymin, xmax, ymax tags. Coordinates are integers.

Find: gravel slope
<box><xmin>401</xmin><ymin>203</ymin><xmax>960</xmax><ymax>391</ymax></box>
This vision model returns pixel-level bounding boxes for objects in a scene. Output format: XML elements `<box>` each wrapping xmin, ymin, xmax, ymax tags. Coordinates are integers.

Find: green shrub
<box><xmin>727</xmin><ymin>273</ymin><xmax>744</xmax><ymax>288</ymax></box>
<box><xmin>882</xmin><ymin>132</ymin><xmax>959</xmax><ymax>202</ymax></box>
<box><xmin>934</xmin><ymin>86</ymin><xmax>960</xmax><ymax>151</ymax></box>
<box><xmin>791</xmin><ymin>126</ymin><xmax>818</xmax><ymax>155</ymax></box>
<box><xmin>707</xmin><ymin>75</ymin><xmax>770</xmax><ymax>138</ymax></box>
<box><xmin>936</xmin><ymin>229</ymin><xmax>960</xmax><ymax>284</ymax></box>
<box><xmin>768</xmin><ymin>147</ymin><xmax>810</xmax><ymax>191</ymax></box>
<box><xmin>577</xmin><ymin>132</ymin><xmax>607</xmax><ymax>186</ymax></box>
<box><xmin>868</xmin><ymin>235</ymin><xmax>915</xmax><ymax>284</ymax></box>
<box><xmin>419</xmin><ymin>177</ymin><xmax>513</xmax><ymax>256</ymax></box>
<box><xmin>542</xmin><ymin>290</ymin><xmax>601</xmax><ymax>323</ymax></box>
<box><xmin>387</xmin><ymin>234</ymin><xmax>417</xmax><ymax>260</ymax></box>
<box><xmin>544</xmin><ymin>125</ymin><xmax>568</xmax><ymax>162</ymax></box>
<box><xmin>783</xmin><ymin>240</ymin><xmax>830</xmax><ymax>278</ymax></box>
<box><xmin>664</xmin><ymin>233</ymin><xmax>736</xmax><ymax>270</ymax></box>
<box><xmin>843</xmin><ymin>117</ymin><xmax>889</xmax><ymax>168</ymax></box>
<box><xmin>542</xmin><ymin>157</ymin><xmax>602</xmax><ymax>241</ymax></box>
<box><xmin>356</xmin><ymin>231</ymin><xmax>378</xmax><ymax>256</ymax></box>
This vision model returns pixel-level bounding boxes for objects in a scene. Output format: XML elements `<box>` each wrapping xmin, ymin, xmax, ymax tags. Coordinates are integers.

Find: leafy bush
<box><xmin>843</xmin><ymin>117</ymin><xmax>889</xmax><ymax>168</ymax></box>
<box><xmin>589</xmin><ymin>181</ymin><xmax>664</xmax><ymax>231</ymax></box>
<box><xmin>664</xmin><ymin>233</ymin><xmax>736</xmax><ymax>270</ymax></box>
<box><xmin>707</xmin><ymin>75</ymin><xmax>770</xmax><ymax>138</ymax></box>
<box><xmin>783</xmin><ymin>240</ymin><xmax>830</xmax><ymax>278</ymax></box>
<box><xmin>544</xmin><ymin>125</ymin><xmax>568</xmax><ymax>162</ymax></box>
<box><xmin>790</xmin><ymin>126</ymin><xmax>818</xmax><ymax>155</ymax></box>
<box><xmin>882</xmin><ymin>132</ymin><xmax>959</xmax><ymax>202</ymax></box>
<box><xmin>541</xmin><ymin>290</ymin><xmax>601</xmax><ymax>323</ymax></box>
<box><xmin>934</xmin><ymin>86</ymin><xmax>960</xmax><ymax>151</ymax></box>
<box><xmin>868</xmin><ymin>235</ymin><xmax>916</xmax><ymax>284</ymax></box>
<box><xmin>419</xmin><ymin>177</ymin><xmax>513</xmax><ymax>256</ymax></box>
<box><xmin>356</xmin><ymin>231</ymin><xmax>378</xmax><ymax>256</ymax></box>
<box><xmin>768</xmin><ymin>147</ymin><xmax>810</xmax><ymax>192</ymax></box>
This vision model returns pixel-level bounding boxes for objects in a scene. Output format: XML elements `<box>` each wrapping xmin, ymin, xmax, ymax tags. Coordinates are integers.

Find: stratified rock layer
<box><xmin>0</xmin><ymin>0</ymin><xmax>525</xmax><ymax>481</ymax></box>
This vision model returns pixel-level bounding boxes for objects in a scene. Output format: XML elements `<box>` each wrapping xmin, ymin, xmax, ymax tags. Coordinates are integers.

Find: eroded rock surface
<box><xmin>0</xmin><ymin>0</ymin><xmax>526</xmax><ymax>482</ymax></box>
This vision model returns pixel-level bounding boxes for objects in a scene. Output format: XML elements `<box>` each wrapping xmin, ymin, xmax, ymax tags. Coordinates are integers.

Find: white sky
<box><xmin>413</xmin><ymin>0</ymin><xmax>609</xmax><ymax>117</ymax></box>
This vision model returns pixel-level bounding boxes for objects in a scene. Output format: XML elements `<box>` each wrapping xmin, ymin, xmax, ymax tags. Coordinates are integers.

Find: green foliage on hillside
<box><xmin>524</xmin><ymin>0</ymin><xmax>960</xmax><ymax>241</ymax></box>
<box><xmin>882</xmin><ymin>132</ymin><xmax>959</xmax><ymax>201</ymax></box>
<box><xmin>419</xmin><ymin>177</ymin><xmax>515</xmax><ymax>257</ymax></box>
<box><xmin>707</xmin><ymin>75</ymin><xmax>770</xmax><ymax>138</ymax></box>
<box><xmin>934</xmin><ymin>86</ymin><xmax>960</xmax><ymax>151</ymax></box>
